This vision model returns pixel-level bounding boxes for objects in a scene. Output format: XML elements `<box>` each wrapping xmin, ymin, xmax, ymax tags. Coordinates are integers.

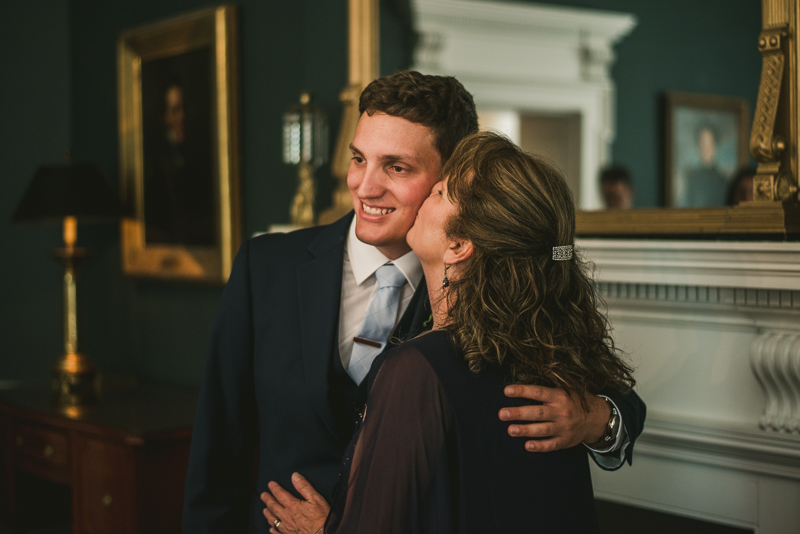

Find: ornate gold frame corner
<box><xmin>117</xmin><ymin>5</ymin><xmax>241</xmax><ymax>283</ymax></box>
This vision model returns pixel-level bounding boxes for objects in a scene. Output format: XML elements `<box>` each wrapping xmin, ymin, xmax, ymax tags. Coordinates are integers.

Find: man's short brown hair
<box><xmin>359</xmin><ymin>71</ymin><xmax>479</xmax><ymax>162</ymax></box>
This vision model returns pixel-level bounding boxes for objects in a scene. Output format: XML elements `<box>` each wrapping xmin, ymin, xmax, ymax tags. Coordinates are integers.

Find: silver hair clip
<box><xmin>552</xmin><ymin>245</ymin><xmax>573</xmax><ymax>261</ymax></box>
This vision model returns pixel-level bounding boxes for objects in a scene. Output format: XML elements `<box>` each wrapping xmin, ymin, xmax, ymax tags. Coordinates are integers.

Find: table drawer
<box><xmin>74</xmin><ymin>436</ymin><xmax>137</xmax><ymax>534</ymax></box>
<box><xmin>14</xmin><ymin>421</ymin><xmax>70</xmax><ymax>482</ymax></box>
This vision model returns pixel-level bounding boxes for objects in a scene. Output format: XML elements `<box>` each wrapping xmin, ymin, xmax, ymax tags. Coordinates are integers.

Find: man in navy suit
<box><xmin>183</xmin><ymin>71</ymin><xmax>645</xmax><ymax>534</ymax></box>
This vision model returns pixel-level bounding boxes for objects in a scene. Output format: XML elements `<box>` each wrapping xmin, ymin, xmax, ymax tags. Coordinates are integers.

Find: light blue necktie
<box><xmin>348</xmin><ymin>263</ymin><xmax>407</xmax><ymax>385</ymax></box>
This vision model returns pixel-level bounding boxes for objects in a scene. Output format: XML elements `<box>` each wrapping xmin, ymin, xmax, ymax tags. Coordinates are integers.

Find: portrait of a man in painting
<box><xmin>141</xmin><ymin>48</ymin><xmax>216</xmax><ymax>247</ymax></box>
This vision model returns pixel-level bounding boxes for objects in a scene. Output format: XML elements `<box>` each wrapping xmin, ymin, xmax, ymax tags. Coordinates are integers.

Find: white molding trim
<box><xmin>637</xmin><ymin>416</ymin><xmax>800</xmax><ymax>480</ymax></box>
<box><xmin>412</xmin><ymin>0</ymin><xmax>636</xmax><ymax>210</ymax></box>
<box><xmin>580</xmin><ymin>238</ymin><xmax>800</xmax><ymax>290</ymax></box>
<box><xmin>604</xmin><ymin>300</ymin><xmax>800</xmax><ymax>333</ymax></box>
<box><xmin>598</xmin><ymin>281</ymin><xmax>800</xmax><ymax>310</ymax></box>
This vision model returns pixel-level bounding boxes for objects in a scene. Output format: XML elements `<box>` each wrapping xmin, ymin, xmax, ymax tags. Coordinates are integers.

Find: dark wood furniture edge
<box><xmin>0</xmin><ymin>402</ymin><xmax>191</xmax><ymax>446</ymax></box>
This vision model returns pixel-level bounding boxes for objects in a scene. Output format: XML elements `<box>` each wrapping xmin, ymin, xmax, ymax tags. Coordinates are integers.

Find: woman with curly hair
<box><xmin>271</xmin><ymin>131</ymin><xmax>637</xmax><ymax>533</ymax></box>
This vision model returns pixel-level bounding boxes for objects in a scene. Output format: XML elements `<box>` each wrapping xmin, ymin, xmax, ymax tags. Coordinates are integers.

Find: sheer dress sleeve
<box><xmin>325</xmin><ymin>344</ymin><xmax>456</xmax><ymax>534</ymax></box>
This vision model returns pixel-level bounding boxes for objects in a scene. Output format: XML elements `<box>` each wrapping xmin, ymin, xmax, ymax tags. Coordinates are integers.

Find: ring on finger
<box><xmin>274</xmin><ymin>518</ymin><xmax>282</xmax><ymax>529</ymax></box>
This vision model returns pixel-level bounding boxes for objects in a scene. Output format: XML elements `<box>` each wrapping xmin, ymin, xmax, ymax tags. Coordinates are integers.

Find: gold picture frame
<box><xmin>664</xmin><ymin>92</ymin><xmax>750</xmax><ymax>208</ymax></box>
<box><xmin>118</xmin><ymin>5</ymin><xmax>240</xmax><ymax>283</ymax></box>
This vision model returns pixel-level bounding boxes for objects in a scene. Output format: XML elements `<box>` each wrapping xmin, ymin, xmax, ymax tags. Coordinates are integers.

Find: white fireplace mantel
<box><xmin>580</xmin><ymin>238</ymin><xmax>800</xmax><ymax>532</ymax></box>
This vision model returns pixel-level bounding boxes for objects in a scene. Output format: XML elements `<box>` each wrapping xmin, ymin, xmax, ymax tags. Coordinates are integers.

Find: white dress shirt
<box><xmin>337</xmin><ymin>217</ymin><xmax>423</xmax><ymax>370</ymax></box>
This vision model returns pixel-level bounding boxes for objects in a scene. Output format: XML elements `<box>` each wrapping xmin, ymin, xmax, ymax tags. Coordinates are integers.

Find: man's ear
<box><xmin>443</xmin><ymin>238</ymin><xmax>474</xmax><ymax>266</ymax></box>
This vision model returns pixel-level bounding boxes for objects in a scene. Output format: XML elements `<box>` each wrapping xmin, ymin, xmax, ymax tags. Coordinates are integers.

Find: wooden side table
<box><xmin>0</xmin><ymin>381</ymin><xmax>198</xmax><ymax>533</ymax></box>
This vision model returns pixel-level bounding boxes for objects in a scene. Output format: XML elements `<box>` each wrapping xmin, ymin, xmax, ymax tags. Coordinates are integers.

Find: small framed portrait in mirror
<box><xmin>664</xmin><ymin>92</ymin><xmax>750</xmax><ymax>208</ymax></box>
<box><xmin>118</xmin><ymin>6</ymin><xmax>241</xmax><ymax>283</ymax></box>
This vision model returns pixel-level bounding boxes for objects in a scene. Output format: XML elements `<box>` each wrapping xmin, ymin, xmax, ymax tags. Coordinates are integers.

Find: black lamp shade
<box><xmin>12</xmin><ymin>162</ymin><xmax>125</xmax><ymax>224</ymax></box>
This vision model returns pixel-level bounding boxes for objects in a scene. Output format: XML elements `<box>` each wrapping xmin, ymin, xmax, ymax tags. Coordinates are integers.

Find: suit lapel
<box><xmin>296</xmin><ymin>214</ymin><xmax>352</xmax><ymax>445</ymax></box>
<box><xmin>389</xmin><ymin>276</ymin><xmax>431</xmax><ymax>348</ymax></box>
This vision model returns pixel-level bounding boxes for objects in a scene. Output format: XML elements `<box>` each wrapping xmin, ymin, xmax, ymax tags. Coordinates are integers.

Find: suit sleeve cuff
<box><xmin>584</xmin><ymin>395</ymin><xmax>629</xmax><ymax>469</ymax></box>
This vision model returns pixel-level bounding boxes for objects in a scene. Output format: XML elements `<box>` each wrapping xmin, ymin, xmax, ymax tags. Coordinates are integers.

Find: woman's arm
<box><xmin>261</xmin><ymin>345</ymin><xmax>452</xmax><ymax>534</ymax></box>
<box><xmin>328</xmin><ymin>346</ymin><xmax>453</xmax><ymax>533</ymax></box>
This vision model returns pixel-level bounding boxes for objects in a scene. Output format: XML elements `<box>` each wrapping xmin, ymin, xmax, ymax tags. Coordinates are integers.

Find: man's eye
<box><xmin>390</xmin><ymin>165</ymin><xmax>406</xmax><ymax>173</ymax></box>
<box><xmin>352</xmin><ymin>156</ymin><xmax>364</xmax><ymax>163</ymax></box>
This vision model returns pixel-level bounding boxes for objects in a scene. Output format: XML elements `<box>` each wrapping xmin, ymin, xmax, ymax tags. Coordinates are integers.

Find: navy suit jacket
<box><xmin>182</xmin><ymin>213</ymin><xmax>645</xmax><ymax>533</ymax></box>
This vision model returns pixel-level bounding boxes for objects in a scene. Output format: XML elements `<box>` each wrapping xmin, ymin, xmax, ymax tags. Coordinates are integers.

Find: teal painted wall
<box><xmin>2</xmin><ymin>1</ymin><xmax>72</xmax><ymax>383</ymax></box>
<box><xmin>515</xmin><ymin>0</ymin><xmax>762</xmax><ymax>207</ymax></box>
<box><xmin>2</xmin><ymin>0</ymin><xmax>761</xmax><ymax>387</ymax></box>
<box><xmin>3</xmin><ymin>1</ymin><xmax>349</xmax><ymax>386</ymax></box>
<box><xmin>67</xmin><ymin>0</ymin><xmax>348</xmax><ymax>386</ymax></box>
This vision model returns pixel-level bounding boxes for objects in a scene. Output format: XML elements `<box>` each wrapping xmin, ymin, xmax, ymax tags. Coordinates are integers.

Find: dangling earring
<box><xmin>442</xmin><ymin>263</ymin><xmax>450</xmax><ymax>288</ymax></box>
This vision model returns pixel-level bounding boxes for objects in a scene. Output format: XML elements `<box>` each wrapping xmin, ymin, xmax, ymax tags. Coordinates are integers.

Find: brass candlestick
<box><xmin>51</xmin><ymin>216</ymin><xmax>99</xmax><ymax>406</ymax></box>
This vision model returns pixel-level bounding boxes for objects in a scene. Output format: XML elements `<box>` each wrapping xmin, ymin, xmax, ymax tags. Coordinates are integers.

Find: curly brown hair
<box><xmin>359</xmin><ymin>71</ymin><xmax>478</xmax><ymax>162</ymax></box>
<box><xmin>442</xmin><ymin>132</ymin><xmax>634</xmax><ymax>407</ymax></box>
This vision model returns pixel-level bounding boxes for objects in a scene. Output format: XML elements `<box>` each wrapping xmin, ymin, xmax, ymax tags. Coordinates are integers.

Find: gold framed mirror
<box><xmin>578</xmin><ymin>0</ymin><xmax>799</xmax><ymax>237</ymax></box>
<box><xmin>337</xmin><ymin>0</ymin><xmax>800</xmax><ymax>237</ymax></box>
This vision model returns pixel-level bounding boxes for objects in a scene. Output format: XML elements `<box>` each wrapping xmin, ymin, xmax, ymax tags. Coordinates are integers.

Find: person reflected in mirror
<box><xmin>726</xmin><ymin>166</ymin><xmax>756</xmax><ymax>206</ymax></box>
<box><xmin>684</xmin><ymin>124</ymin><xmax>729</xmax><ymax>207</ymax></box>
<box><xmin>599</xmin><ymin>165</ymin><xmax>635</xmax><ymax>209</ymax></box>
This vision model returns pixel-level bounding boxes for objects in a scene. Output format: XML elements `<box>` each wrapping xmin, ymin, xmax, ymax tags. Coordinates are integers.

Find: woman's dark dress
<box><xmin>325</xmin><ymin>329</ymin><xmax>599</xmax><ymax>533</ymax></box>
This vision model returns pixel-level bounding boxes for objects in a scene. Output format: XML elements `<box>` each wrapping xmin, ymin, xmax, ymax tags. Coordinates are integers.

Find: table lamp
<box><xmin>11</xmin><ymin>161</ymin><xmax>125</xmax><ymax>407</ymax></box>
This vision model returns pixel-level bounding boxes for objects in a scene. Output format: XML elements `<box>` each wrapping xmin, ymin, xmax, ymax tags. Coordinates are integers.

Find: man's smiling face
<box><xmin>347</xmin><ymin>112</ymin><xmax>443</xmax><ymax>259</ymax></box>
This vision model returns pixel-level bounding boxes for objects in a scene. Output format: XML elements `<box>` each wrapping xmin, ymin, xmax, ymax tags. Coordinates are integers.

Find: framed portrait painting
<box><xmin>664</xmin><ymin>92</ymin><xmax>750</xmax><ymax>208</ymax></box>
<box><xmin>118</xmin><ymin>5</ymin><xmax>241</xmax><ymax>283</ymax></box>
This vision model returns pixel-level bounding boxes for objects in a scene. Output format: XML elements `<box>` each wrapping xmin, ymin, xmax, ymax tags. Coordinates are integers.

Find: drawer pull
<box><xmin>43</xmin><ymin>445</ymin><xmax>55</xmax><ymax>459</ymax></box>
<box><xmin>101</xmin><ymin>493</ymin><xmax>113</xmax><ymax>508</ymax></box>
<box><xmin>15</xmin><ymin>436</ymin><xmax>23</xmax><ymax>447</ymax></box>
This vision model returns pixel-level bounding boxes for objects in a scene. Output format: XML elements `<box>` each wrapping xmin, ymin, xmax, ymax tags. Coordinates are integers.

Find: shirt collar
<box><xmin>346</xmin><ymin>216</ymin><xmax>423</xmax><ymax>291</ymax></box>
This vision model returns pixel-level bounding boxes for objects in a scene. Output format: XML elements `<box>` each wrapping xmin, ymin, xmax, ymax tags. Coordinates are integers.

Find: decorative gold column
<box><xmin>319</xmin><ymin>0</ymin><xmax>379</xmax><ymax>224</ymax></box>
<box><xmin>751</xmin><ymin>0</ymin><xmax>798</xmax><ymax>201</ymax></box>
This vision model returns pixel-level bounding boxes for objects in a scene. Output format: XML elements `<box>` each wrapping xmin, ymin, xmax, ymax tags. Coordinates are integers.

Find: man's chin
<box><xmin>354</xmin><ymin>227</ymin><xmax>388</xmax><ymax>247</ymax></box>
<box><xmin>354</xmin><ymin>226</ymin><xmax>411</xmax><ymax>255</ymax></box>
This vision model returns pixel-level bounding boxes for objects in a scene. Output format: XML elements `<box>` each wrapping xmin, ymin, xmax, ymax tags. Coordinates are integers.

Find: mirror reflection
<box><xmin>401</xmin><ymin>0</ymin><xmax>762</xmax><ymax>211</ymax></box>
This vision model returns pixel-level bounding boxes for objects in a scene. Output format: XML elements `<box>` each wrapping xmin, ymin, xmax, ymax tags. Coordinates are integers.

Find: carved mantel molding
<box><xmin>579</xmin><ymin>238</ymin><xmax>800</xmax><ymax>290</ymax></box>
<box><xmin>638</xmin><ymin>416</ymin><xmax>800</xmax><ymax>479</ymax></box>
<box><xmin>750</xmin><ymin>333</ymin><xmax>800</xmax><ymax>433</ymax></box>
<box><xmin>582</xmin><ymin>238</ymin><xmax>800</xmax><ymax>435</ymax></box>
